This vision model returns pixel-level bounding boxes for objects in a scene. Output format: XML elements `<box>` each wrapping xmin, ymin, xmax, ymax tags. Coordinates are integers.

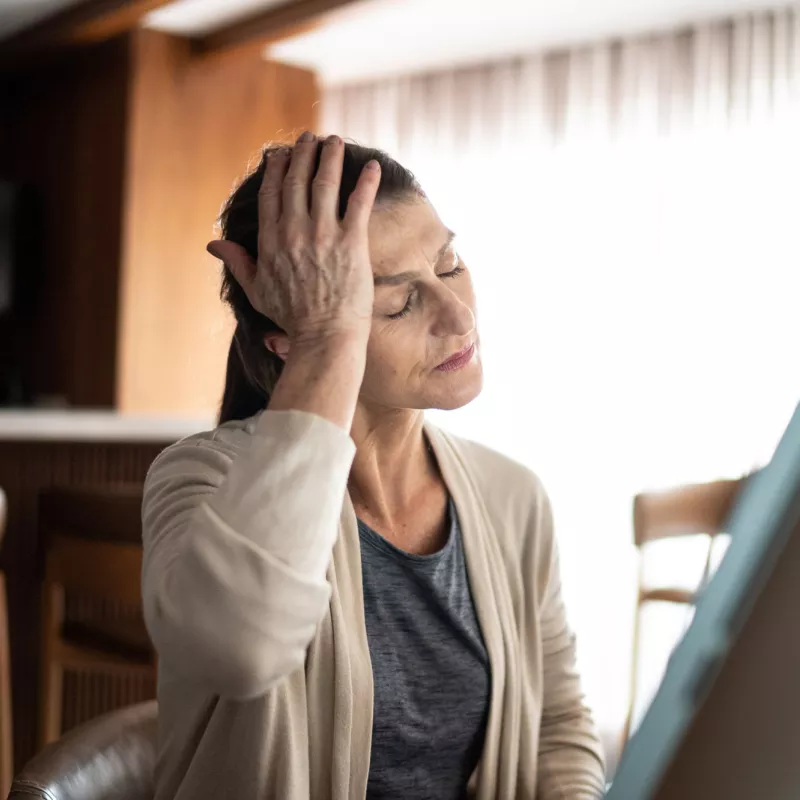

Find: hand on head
<box><xmin>207</xmin><ymin>131</ymin><xmax>381</xmax><ymax>349</ymax></box>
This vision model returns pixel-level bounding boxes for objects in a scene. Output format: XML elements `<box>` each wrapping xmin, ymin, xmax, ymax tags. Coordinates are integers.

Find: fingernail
<box><xmin>298</xmin><ymin>130</ymin><xmax>315</xmax><ymax>143</ymax></box>
<box><xmin>365</xmin><ymin>160</ymin><xmax>380</xmax><ymax>171</ymax></box>
<box><xmin>326</xmin><ymin>134</ymin><xmax>342</xmax><ymax>146</ymax></box>
<box><xmin>206</xmin><ymin>242</ymin><xmax>221</xmax><ymax>257</ymax></box>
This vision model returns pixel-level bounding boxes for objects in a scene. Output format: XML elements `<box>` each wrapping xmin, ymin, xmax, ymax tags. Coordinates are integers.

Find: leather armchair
<box><xmin>9</xmin><ymin>701</ymin><xmax>157</xmax><ymax>800</ymax></box>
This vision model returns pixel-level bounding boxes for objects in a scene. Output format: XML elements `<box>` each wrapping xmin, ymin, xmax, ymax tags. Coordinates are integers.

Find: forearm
<box><xmin>538</xmin><ymin>702</ymin><xmax>606</xmax><ymax>798</ymax></box>
<box><xmin>269</xmin><ymin>331</ymin><xmax>368</xmax><ymax>432</ymax></box>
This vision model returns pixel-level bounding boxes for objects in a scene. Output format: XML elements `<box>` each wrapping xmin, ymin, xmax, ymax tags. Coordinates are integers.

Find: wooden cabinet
<box><xmin>0</xmin><ymin>31</ymin><xmax>319</xmax><ymax>414</ymax></box>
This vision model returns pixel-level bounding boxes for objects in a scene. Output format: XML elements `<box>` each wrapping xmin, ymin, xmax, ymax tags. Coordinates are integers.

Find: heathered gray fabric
<box><xmin>358</xmin><ymin>500</ymin><xmax>491</xmax><ymax>800</ymax></box>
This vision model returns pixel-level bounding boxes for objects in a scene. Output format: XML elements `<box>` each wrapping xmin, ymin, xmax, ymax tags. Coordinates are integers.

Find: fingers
<box><xmin>258</xmin><ymin>149</ymin><xmax>290</xmax><ymax>231</ymax></box>
<box><xmin>282</xmin><ymin>130</ymin><xmax>318</xmax><ymax>220</ymax></box>
<box><xmin>207</xmin><ymin>240</ymin><xmax>256</xmax><ymax>291</ymax></box>
<box><xmin>342</xmin><ymin>160</ymin><xmax>381</xmax><ymax>234</ymax></box>
<box><xmin>311</xmin><ymin>135</ymin><xmax>344</xmax><ymax>224</ymax></box>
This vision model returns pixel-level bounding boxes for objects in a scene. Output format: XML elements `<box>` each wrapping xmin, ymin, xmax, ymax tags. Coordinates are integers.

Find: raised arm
<box><xmin>142</xmin><ymin>408</ymin><xmax>354</xmax><ymax>700</ymax></box>
<box><xmin>142</xmin><ymin>133</ymin><xmax>381</xmax><ymax>699</ymax></box>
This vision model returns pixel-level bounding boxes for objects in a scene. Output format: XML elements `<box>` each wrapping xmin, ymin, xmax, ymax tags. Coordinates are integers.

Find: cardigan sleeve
<box><xmin>533</xmin><ymin>481</ymin><xmax>607</xmax><ymax>799</ymax></box>
<box><xmin>141</xmin><ymin>409</ymin><xmax>355</xmax><ymax>701</ymax></box>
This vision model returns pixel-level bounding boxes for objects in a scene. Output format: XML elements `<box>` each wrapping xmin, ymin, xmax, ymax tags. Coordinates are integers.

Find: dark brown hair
<box><xmin>217</xmin><ymin>141</ymin><xmax>421</xmax><ymax>424</ymax></box>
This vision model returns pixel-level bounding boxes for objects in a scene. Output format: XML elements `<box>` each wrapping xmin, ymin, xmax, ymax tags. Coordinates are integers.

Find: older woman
<box><xmin>142</xmin><ymin>132</ymin><xmax>606</xmax><ymax>800</ymax></box>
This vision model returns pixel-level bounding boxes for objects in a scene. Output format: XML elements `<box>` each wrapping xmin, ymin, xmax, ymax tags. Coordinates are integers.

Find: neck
<box><xmin>348</xmin><ymin>405</ymin><xmax>439</xmax><ymax>525</ymax></box>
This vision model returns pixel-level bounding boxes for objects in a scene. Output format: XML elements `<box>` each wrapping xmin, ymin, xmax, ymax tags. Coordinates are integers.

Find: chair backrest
<box><xmin>623</xmin><ymin>476</ymin><xmax>749</xmax><ymax>744</ymax></box>
<box><xmin>44</xmin><ymin>533</ymin><xmax>144</xmax><ymax>605</ymax></box>
<box><xmin>38</xmin><ymin>485</ymin><xmax>155</xmax><ymax>748</ymax></box>
<box><xmin>39</xmin><ymin>485</ymin><xmax>145</xmax><ymax>545</ymax></box>
<box><xmin>9</xmin><ymin>701</ymin><xmax>157</xmax><ymax>800</ymax></box>
<box><xmin>633</xmin><ymin>478</ymin><xmax>744</xmax><ymax>548</ymax></box>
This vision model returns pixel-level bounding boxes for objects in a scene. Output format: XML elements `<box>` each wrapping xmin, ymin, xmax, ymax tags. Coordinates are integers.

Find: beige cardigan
<box><xmin>142</xmin><ymin>410</ymin><xmax>605</xmax><ymax>799</ymax></box>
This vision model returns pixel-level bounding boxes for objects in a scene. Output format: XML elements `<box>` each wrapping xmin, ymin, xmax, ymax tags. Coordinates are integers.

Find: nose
<box><xmin>429</xmin><ymin>282</ymin><xmax>475</xmax><ymax>339</ymax></box>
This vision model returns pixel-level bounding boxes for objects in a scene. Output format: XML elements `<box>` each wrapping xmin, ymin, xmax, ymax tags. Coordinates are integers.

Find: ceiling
<box><xmin>265</xmin><ymin>0</ymin><xmax>788</xmax><ymax>84</ymax></box>
<box><xmin>144</xmin><ymin>0</ymin><xmax>287</xmax><ymax>36</ymax></box>
<box><xmin>0</xmin><ymin>0</ymin><xmax>83</xmax><ymax>39</ymax></box>
<box><xmin>0</xmin><ymin>0</ymin><xmax>788</xmax><ymax>82</ymax></box>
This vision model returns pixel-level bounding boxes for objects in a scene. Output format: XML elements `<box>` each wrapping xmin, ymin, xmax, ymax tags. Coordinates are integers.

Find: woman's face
<box><xmin>360</xmin><ymin>195</ymin><xmax>482</xmax><ymax>413</ymax></box>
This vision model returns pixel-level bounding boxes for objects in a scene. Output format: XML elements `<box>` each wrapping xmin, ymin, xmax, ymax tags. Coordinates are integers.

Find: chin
<box><xmin>426</xmin><ymin>364</ymin><xmax>483</xmax><ymax>411</ymax></box>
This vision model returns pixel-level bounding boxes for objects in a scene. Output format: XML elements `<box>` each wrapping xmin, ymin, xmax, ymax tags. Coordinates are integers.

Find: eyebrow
<box><xmin>374</xmin><ymin>230</ymin><xmax>456</xmax><ymax>288</ymax></box>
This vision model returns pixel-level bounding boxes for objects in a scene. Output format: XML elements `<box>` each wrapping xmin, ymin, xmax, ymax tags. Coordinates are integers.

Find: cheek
<box><xmin>363</xmin><ymin>325</ymin><xmax>429</xmax><ymax>386</ymax></box>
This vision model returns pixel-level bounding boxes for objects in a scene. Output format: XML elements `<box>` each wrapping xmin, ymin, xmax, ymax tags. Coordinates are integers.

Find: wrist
<box><xmin>290</xmin><ymin>324</ymin><xmax>370</xmax><ymax>356</ymax></box>
<box><xmin>287</xmin><ymin>332</ymin><xmax>368</xmax><ymax>377</ymax></box>
<box><xmin>270</xmin><ymin>328</ymin><xmax>367</xmax><ymax>431</ymax></box>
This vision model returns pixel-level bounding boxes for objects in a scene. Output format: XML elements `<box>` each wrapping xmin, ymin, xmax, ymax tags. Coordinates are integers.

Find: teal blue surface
<box><xmin>606</xmin><ymin>402</ymin><xmax>800</xmax><ymax>799</ymax></box>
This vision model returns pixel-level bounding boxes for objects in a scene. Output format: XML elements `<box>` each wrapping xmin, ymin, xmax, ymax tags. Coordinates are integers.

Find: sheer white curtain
<box><xmin>323</xmin><ymin>9</ymin><xmax>800</xmax><ymax>738</ymax></box>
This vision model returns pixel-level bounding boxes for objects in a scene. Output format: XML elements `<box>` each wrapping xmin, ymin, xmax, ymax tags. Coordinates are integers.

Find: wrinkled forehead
<box><xmin>367</xmin><ymin>197</ymin><xmax>450</xmax><ymax>276</ymax></box>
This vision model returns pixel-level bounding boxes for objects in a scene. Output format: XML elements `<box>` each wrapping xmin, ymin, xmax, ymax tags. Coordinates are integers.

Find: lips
<box><xmin>436</xmin><ymin>343</ymin><xmax>475</xmax><ymax>372</ymax></box>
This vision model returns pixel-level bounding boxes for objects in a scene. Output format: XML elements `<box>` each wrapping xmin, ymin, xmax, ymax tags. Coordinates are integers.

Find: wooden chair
<box><xmin>0</xmin><ymin>487</ymin><xmax>14</xmax><ymax>797</ymax></box>
<box><xmin>622</xmin><ymin>476</ymin><xmax>750</xmax><ymax>745</ymax></box>
<box><xmin>38</xmin><ymin>486</ymin><xmax>156</xmax><ymax>749</ymax></box>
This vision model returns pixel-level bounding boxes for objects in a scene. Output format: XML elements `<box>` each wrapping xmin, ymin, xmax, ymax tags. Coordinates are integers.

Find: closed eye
<box><xmin>388</xmin><ymin>297</ymin><xmax>412</xmax><ymax>320</ymax></box>
<box><xmin>439</xmin><ymin>265</ymin><xmax>465</xmax><ymax>279</ymax></box>
<box><xmin>387</xmin><ymin>263</ymin><xmax>464</xmax><ymax>320</ymax></box>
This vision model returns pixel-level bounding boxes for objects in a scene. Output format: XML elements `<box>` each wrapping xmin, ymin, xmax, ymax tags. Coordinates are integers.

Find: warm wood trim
<box><xmin>192</xmin><ymin>0</ymin><xmax>363</xmax><ymax>58</ymax></box>
<box><xmin>639</xmin><ymin>587</ymin><xmax>695</xmax><ymax>605</ymax></box>
<box><xmin>632</xmin><ymin>477</ymin><xmax>746</xmax><ymax>547</ymax></box>
<box><xmin>0</xmin><ymin>0</ymin><xmax>172</xmax><ymax>68</ymax></box>
<box><xmin>55</xmin><ymin>641</ymin><xmax>154</xmax><ymax>671</ymax></box>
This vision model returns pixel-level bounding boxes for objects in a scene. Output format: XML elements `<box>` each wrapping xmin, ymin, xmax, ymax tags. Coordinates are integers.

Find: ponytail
<box><xmin>217</xmin><ymin>329</ymin><xmax>270</xmax><ymax>425</ymax></box>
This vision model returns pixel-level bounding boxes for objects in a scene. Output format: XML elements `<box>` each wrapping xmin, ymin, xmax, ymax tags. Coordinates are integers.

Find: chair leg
<box><xmin>39</xmin><ymin>584</ymin><xmax>64</xmax><ymax>750</ymax></box>
<box><xmin>621</xmin><ymin>592</ymin><xmax>643</xmax><ymax>748</ymax></box>
<box><xmin>40</xmin><ymin>661</ymin><xmax>63</xmax><ymax>749</ymax></box>
<box><xmin>0</xmin><ymin>574</ymin><xmax>12</xmax><ymax>798</ymax></box>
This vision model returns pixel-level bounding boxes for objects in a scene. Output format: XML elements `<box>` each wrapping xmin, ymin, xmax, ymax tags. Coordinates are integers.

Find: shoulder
<box><xmin>445</xmin><ymin>432</ymin><xmax>542</xmax><ymax>493</ymax></box>
<box><xmin>144</xmin><ymin>413</ymin><xmax>262</xmax><ymax>494</ymax></box>
<box><xmin>434</xmin><ymin>427</ymin><xmax>559</xmax><ymax>600</ymax></box>
<box><xmin>432</xmin><ymin>426</ymin><xmax>552</xmax><ymax>541</ymax></box>
<box><xmin>144</xmin><ymin>408</ymin><xmax>351</xmax><ymax>498</ymax></box>
<box><xmin>435</xmin><ymin>428</ymin><xmax>558</xmax><ymax>602</ymax></box>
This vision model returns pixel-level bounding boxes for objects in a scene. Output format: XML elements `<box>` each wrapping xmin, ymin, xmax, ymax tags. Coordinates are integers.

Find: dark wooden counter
<box><xmin>0</xmin><ymin>412</ymin><xmax>211</xmax><ymax>769</ymax></box>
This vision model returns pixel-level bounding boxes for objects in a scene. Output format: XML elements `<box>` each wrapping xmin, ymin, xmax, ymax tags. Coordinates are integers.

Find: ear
<box><xmin>207</xmin><ymin>239</ymin><xmax>256</xmax><ymax>287</ymax></box>
<box><xmin>264</xmin><ymin>333</ymin><xmax>290</xmax><ymax>361</ymax></box>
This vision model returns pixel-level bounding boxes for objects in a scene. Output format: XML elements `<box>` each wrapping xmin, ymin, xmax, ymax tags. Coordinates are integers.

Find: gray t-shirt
<box><xmin>358</xmin><ymin>500</ymin><xmax>491</xmax><ymax>800</ymax></box>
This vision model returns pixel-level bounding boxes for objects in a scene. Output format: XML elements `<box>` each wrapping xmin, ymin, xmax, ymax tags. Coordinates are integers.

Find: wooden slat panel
<box><xmin>0</xmin><ymin>439</ymin><xmax>165</xmax><ymax>770</ymax></box>
<box><xmin>60</xmin><ymin>668</ymin><xmax>156</xmax><ymax>735</ymax></box>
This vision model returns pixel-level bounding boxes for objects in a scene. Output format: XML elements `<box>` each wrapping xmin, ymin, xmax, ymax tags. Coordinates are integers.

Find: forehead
<box><xmin>367</xmin><ymin>197</ymin><xmax>450</xmax><ymax>276</ymax></box>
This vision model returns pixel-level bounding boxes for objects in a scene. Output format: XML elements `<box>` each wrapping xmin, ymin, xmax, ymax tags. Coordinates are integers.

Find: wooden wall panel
<box><xmin>0</xmin><ymin>440</ymin><xmax>166</xmax><ymax>769</ymax></box>
<box><xmin>0</xmin><ymin>31</ymin><xmax>319</xmax><ymax>414</ymax></box>
<box><xmin>117</xmin><ymin>30</ymin><xmax>320</xmax><ymax>414</ymax></box>
<box><xmin>0</xmin><ymin>40</ymin><xmax>129</xmax><ymax>407</ymax></box>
